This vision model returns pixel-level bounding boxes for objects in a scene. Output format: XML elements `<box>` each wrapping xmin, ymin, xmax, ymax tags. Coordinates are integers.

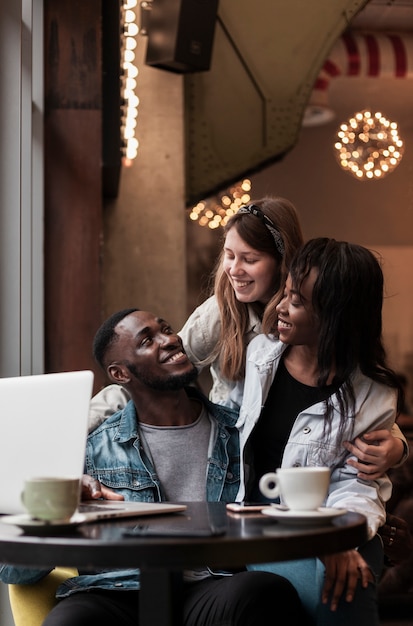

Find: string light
<box><xmin>334</xmin><ymin>110</ymin><xmax>404</xmax><ymax>180</ymax></box>
<box><xmin>121</xmin><ymin>0</ymin><xmax>140</xmax><ymax>166</ymax></box>
<box><xmin>189</xmin><ymin>180</ymin><xmax>252</xmax><ymax>228</ymax></box>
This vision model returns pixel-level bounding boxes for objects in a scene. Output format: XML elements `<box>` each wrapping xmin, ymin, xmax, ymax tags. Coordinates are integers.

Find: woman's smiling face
<box><xmin>275</xmin><ymin>268</ymin><xmax>319</xmax><ymax>348</ymax></box>
<box><xmin>222</xmin><ymin>227</ymin><xmax>279</xmax><ymax>305</ymax></box>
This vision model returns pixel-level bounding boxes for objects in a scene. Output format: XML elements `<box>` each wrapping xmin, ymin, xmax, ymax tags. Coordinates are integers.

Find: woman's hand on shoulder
<box><xmin>343</xmin><ymin>429</ymin><xmax>405</xmax><ymax>480</ymax></box>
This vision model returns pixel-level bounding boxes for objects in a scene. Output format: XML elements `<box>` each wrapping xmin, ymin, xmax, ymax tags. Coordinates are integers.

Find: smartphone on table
<box><xmin>226</xmin><ymin>502</ymin><xmax>270</xmax><ymax>513</ymax></box>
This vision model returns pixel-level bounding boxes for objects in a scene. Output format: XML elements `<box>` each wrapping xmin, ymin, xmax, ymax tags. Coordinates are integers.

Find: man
<box><xmin>1</xmin><ymin>308</ymin><xmax>305</xmax><ymax>626</ymax></box>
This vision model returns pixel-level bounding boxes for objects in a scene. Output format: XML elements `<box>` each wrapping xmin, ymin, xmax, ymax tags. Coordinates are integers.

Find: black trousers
<box><xmin>43</xmin><ymin>571</ymin><xmax>307</xmax><ymax>626</ymax></box>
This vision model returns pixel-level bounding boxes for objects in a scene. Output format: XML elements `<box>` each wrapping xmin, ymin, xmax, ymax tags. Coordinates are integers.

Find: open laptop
<box><xmin>0</xmin><ymin>371</ymin><xmax>186</xmax><ymax>524</ymax></box>
<box><xmin>77</xmin><ymin>500</ymin><xmax>187</xmax><ymax>523</ymax></box>
<box><xmin>0</xmin><ymin>370</ymin><xmax>94</xmax><ymax>516</ymax></box>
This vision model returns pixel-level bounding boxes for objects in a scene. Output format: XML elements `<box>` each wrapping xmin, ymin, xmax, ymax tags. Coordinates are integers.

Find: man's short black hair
<box><xmin>93</xmin><ymin>308</ymin><xmax>139</xmax><ymax>370</ymax></box>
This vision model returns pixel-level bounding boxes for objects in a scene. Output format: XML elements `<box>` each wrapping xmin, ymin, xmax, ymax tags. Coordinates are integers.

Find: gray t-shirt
<box><xmin>139</xmin><ymin>404</ymin><xmax>213</xmax><ymax>582</ymax></box>
<box><xmin>139</xmin><ymin>403</ymin><xmax>211</xmax><ymax>501</ymax></box>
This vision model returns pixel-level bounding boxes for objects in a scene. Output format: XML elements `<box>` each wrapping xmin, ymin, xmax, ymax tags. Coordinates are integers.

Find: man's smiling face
<box><xmin>108</xmin><ymin>311</ymin><xmax>198</xmax><ymax>390</ymax></box>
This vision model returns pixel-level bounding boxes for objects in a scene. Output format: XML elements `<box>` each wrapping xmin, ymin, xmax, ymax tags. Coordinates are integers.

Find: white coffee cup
<box><xmin>259</xmin><ymin>466</ymin><xmax>330</xmax><ymax>511</ymax></box>
<box><xmin>21</xmin><ymin>476</ymin><xmax>80</xmax><ymax>522</ymax></box>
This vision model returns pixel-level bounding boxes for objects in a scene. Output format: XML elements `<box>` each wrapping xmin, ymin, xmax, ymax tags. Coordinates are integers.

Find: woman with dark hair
<box><xmin>235</xmin><ymin>237</ymin><xmax>405</xmax><ymax>625</ymax></box>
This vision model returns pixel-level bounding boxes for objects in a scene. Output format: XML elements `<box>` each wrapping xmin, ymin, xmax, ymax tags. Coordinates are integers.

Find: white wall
<box><xmin>0</xmin><ymin>0</ymin><xmax>44</xmax><ymax>378</ymax></box>
<box><xmin>0</xmin><ymin>0</ymin><xmax>43</xmax><ymax>621</ymax></box>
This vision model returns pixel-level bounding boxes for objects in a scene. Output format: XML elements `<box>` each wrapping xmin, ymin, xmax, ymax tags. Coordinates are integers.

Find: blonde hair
<box><xmin>212</xmin><ymin>196</ymin><xmax>304</xmax><ymax>382</ymax></box>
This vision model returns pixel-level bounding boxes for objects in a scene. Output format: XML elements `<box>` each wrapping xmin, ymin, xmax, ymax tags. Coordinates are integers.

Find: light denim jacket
<box><xmin>232</xmin><ymin>335</ymin><xmax>397</xmax><ymax>539</ymax></box>
<box><xmin>0</xmin><ymin>387</ymin><xmax>240</xmax><ymax>595</ymax></box>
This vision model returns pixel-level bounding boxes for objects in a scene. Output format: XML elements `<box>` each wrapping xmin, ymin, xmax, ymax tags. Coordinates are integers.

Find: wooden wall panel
<box><xmin>44</xmin><ymin>0</ymin><xmax>105</xmax><ymax>392</ymax></box>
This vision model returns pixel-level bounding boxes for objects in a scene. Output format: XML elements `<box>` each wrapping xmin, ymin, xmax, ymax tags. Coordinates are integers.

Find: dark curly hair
<box><xmin>93</xmin><ymin>308</ymin><xmax>139</xmax><ymax>370</ymax></box>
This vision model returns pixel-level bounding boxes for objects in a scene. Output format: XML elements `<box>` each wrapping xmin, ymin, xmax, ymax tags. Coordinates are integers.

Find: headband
<box><xmin>237</xmin><ymin>204</ymin><xmax>285</xmax><ymax>257</ymax></box>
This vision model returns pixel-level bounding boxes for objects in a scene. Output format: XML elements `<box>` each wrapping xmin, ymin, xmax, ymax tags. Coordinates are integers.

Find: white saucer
<box><xmin>0</xmin><ymin>513</ymin><xmax>87</xmax><ymax>535</ymax></box>
<box><xmin>262</xmin><ymin>506</ymin><xmax>347</xmax><ymax>525</ymax></box>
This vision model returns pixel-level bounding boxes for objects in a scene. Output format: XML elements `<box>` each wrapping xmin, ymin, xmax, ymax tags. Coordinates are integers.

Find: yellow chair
<box><xmin>8</xmin><ymin>567</ymin><xmax>77</xmax><ymax>626</ymax></box>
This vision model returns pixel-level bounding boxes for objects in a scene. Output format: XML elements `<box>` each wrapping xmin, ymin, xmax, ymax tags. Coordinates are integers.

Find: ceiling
<box><xmin>183</xmin><ymin>0</ymin><xmax>413</xmax><ymax>205</ymax></box>
<box><xmin>351</xmin><ymin>0</ymin><xmax>413</xmax><ymax>31</ymax></box>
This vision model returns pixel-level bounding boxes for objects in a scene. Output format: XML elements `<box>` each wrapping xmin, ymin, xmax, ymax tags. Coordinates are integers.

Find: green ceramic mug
<box><xmin>21</xmin><ymin>476</ymin><xmax>80</xmax><ymax>522</ymax></box>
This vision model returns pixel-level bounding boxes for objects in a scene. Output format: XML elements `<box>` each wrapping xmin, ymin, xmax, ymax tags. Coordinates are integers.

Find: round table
<box><xmin>0</xmin><ymin>501</ymin><xmax>368</xmax><ymax>626</ymax></box>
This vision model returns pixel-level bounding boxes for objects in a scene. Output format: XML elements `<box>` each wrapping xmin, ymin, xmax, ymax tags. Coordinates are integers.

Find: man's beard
<box><xmin>126</xmin><ymin>362</ymin><xmax>198</xmax><ymax>391</ymax></box>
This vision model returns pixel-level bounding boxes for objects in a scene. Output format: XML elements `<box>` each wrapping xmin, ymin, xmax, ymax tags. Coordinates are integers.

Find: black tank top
<box><xmin>249</xmin><ymin>358</ymin><xmax>335</xmax><ymax>498</ymax></box>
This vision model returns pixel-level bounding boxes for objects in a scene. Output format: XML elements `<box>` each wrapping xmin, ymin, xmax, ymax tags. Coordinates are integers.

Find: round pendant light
<box><xmin>334</xmin><ymin>110</ymin><xmax>404</xmax><ymax>180</ymax></box>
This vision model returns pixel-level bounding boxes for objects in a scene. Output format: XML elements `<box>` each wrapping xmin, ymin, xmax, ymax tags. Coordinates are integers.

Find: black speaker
<box><xmin>145</xmin><ymin>0</ymin><xmax>219</xmax><ymax>73</ymax></box>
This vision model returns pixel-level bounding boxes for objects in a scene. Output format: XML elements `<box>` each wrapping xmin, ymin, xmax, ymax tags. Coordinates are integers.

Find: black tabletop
<box><xmin>0</xmin><ymin>502</ymin><xmax>368</xmax><ymax>571</ymax></box>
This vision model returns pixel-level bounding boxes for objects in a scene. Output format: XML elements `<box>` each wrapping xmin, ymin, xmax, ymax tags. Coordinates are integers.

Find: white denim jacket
<box><xmin>231</xmin><ymin>334</ymin><xmax>398</xmax><ymax>539</ymax></box>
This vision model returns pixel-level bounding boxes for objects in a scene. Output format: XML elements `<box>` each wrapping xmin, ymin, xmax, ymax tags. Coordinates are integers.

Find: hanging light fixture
<box><xmin>334</xmin><ymin>110</ymin><xmax>404</xmax><ymax>180</ymax></box>
<box><xmin>188</xmin><ymin>180</ymin><xmax>252</xmax><ymax>229</ymax></box>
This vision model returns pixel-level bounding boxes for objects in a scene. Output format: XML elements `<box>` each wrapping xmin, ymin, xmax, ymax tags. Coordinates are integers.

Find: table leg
<box><xmin>139</xmin><ymin>568</ymin><xmax>184</xmax><ymax>626</ymax></box>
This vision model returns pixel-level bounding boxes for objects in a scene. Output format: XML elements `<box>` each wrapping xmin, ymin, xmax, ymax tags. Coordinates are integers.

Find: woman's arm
<box><xmin>88</xmin><ymin>385</ymin><xmax>130</xmax><ymax>433</ymax></box>
<box><xmin>178</xmin><ymin>295</ymin><xmax>222</xmax><ymax>366</ymax></box>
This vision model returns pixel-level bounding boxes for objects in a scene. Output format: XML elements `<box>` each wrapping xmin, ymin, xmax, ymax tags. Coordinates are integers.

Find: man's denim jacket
<box><xmin>0</xmin><ymin>387</ymin><xmax>240</xmax><ymax>597</ymax></box>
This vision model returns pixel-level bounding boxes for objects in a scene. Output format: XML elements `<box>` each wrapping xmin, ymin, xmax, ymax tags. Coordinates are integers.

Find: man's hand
<box><xmin>320</xmin><ymin>550</ymin><xmax>373</xmax><ymax>611</ymax></box>
<box><xmin>344</xmin><ymin>430</ymin><xmax>405</xmax><ymax>480</ymax></box>
<box><xmin>81</xmin><ymin>475</ymin><xmax>124</xmax><ymax>501</ymax></box>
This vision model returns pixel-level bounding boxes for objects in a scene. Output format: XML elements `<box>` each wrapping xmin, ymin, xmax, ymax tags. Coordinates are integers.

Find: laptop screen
<box><xmin>0</xmin><ymin>370</ymin><xmax>94</xmax><ymax>515</ymax></box>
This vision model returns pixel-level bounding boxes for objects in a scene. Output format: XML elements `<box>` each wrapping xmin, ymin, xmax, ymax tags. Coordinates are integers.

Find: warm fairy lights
<box><xmin>189</xmin><ymin>180</ymin><xmax>252</xmax><ymax>228</ymax></box>
<box><xmin>121</xmin><ymin>0</ymin><xmax>140</xmax><ymax>165</ymax></box>
<box><xmin>334</xmin><ymin>110</ymin><xmax>404</xmax><ymax>180</ymax></box>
